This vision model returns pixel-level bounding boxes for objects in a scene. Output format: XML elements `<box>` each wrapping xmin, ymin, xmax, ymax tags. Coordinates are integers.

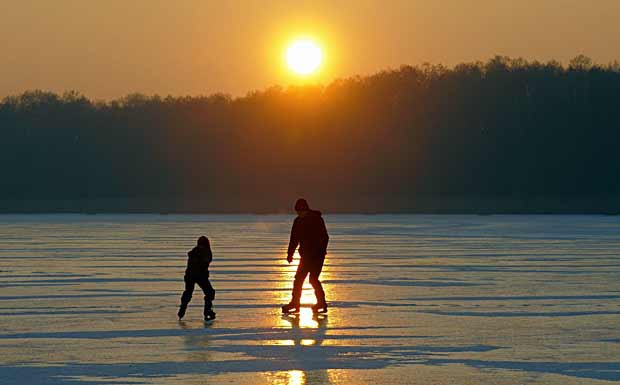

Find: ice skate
<box><xmin>177</xmin><ymin>303</ymin><xmax>188</xmax><ymax>320</ymax></box>
<box><xmin>281</xmin><ymin>302</ymin><xmax>300</xmax><ymax>314</ymax></box>
<box><xmin>204</xmin><ymin>309</ymin><xmax>216</xmax><ymax>321</ymax></box>
<box><xmin>312</xmin><ymin>301</ymin><xmax>328</xmax><ymax>314</ymax></box>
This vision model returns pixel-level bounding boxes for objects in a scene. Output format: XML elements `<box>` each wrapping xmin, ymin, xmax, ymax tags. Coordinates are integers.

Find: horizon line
<box><xmin>2</xmin><ymin>54</ymin><xmax>617</xmax><ymax>103</ymax></box>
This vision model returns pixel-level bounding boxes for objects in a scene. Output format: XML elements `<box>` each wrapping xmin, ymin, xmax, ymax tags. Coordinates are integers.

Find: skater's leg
<box><xmin>181</xmin><ymin>276</ymin><xmax>196</xmax><ymax>305</ymax></box>
<box><xmin>309</xmin><ymin>258</ymin><xmax>327</xmax><ymax>312</ymax></box>
<box><xmin>309</xmin><ymin>273</ymin><xmax>326</xmax><ymax>304</ymax></box>
<box><xmin>197</xmin><ymin>276</ymin><xmax>216</xmax><ymax>319</ymax></box>
<box><xmin>178</xmin><ymin>275</ymin><xmax>195</xmax><ymax>319</ymax></box>
<box><xmin>309</xmin><ymin>271</ymin><xmax>325</xmax><ymax>303</ymax></box>
<box><xmin>291</xmin><ymin>261</ymin><xmax>310</xmax><ymax>306</ymax></box>
<box><xmin>283</xmin><ymin>262</ymin><xmax>310</xmax><ymax>312</ymax></box>
<box><xmin>197</xmin><ymin>276</ymin><xmax>215</xmax><ymax>306</ymax></box>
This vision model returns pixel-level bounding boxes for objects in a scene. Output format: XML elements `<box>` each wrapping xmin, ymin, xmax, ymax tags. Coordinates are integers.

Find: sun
<box><xmin>286</xmin><ymin>38</ymin><xmax>323</xmax><ymax>76</ymax></box>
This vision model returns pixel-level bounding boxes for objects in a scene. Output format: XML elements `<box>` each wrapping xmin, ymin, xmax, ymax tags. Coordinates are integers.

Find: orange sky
<box><xmin>1</xmin><ymin>0</ymin><xmax>619</xmax><ymax>99</ymax></box>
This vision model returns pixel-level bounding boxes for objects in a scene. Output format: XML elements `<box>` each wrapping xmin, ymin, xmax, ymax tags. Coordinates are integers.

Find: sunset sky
<box><xmin>2</xmin><ymin>0</ymin><xmax>619</xmax><ymax>100</ymax></box>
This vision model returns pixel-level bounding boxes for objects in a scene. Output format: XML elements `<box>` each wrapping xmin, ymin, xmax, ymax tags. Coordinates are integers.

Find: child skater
<box><xmin>178</xmin><ymin>236</ymin><xmax>216</xmax><ymax>321</ymax></box>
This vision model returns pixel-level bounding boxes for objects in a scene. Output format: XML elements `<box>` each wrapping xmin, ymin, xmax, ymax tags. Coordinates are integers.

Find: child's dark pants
<box><xmin>181</xmin><ymin>273</ymin><xmax>215</xmax><ymax>313</ymax></box>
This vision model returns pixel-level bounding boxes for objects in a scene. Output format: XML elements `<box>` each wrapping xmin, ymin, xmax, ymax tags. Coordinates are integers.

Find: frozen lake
<box><xmin>0</xmin><ymin>214</ymin><xmax>619</xmax><ymax>385</ymax></box>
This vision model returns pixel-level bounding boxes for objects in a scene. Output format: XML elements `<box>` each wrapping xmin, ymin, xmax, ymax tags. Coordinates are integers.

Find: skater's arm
<box><xmin>205</xmin><ymin>249</ymin><xmax>213</xmax><ymax>266</ymax></box>
<box><xmin>320</xmin><ymin>217</ymin><xmax>329</xmax><ymax>255</ymax></box>
<box><xmin>186</xmin><ymin>250</ymin><xmax>193</xmax><ymax>270</ymax></box>
<box><xmin>287</xmin><ymin>218</ymin><xmax>300</xmax><ymax>259</ymax></box>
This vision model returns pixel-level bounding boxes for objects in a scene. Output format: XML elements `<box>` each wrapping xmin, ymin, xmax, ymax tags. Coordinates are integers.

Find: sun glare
<box><xmin>286</xmin><ymin>38</ymin><xmax>323</xmax><ymax>76</ymax></box>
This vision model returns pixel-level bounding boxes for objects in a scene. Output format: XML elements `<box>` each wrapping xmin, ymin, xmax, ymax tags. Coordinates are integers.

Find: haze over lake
<box><xmin>1</xmin><ymin>214</ymin><xmax>618</xmax><ymax>385</ymax></box>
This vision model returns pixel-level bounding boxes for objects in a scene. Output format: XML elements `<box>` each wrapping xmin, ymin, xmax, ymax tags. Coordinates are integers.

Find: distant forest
<box><xmin>1</xmin><ymin>56</ymin><xmax>619</xmax><ymax>213</ymax></box>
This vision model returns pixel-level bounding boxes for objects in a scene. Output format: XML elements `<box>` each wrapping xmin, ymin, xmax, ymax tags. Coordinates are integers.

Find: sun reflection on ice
<box><xmin>277</xmin><ymin>308</ymin><xmax>324</xmax><ymax>329</ymax></box>
<box><xmin>267</xmin><ymin>312</ymin><xmax>330</xmax><ymax>385</ymax></box>
<box><xmin>287</xmin><ymin>370</ymin><xmax>305</xmax><ymax>385</ymax></box>
<box><xmin>299</xmin><ymin>307</ymin><xmax>317</xmax><ymax>327</ymax></box>
<box><xmin>264</xmin><ymin>370</ymin><xmax>305</xmax><ymax>385</ymax></box>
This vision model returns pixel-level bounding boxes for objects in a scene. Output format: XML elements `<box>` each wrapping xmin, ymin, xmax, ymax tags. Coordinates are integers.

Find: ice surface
<box><xmin>0</xmin><ymin>214</ymin><xmax>619</xmax><ymax>384</ymax></box>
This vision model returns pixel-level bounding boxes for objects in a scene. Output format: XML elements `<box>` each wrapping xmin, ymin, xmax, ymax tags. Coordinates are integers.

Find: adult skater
<box><xmin>282</xmin><ymin>198</ymin><xmax>330</xmax><ymax>314</ymax></box>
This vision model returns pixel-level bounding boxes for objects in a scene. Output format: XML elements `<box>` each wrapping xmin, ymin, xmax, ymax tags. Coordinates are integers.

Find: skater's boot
<box><xmin>312</xmin><ymin>301</ymin><xmax>328</xmax><ymax>314</ymax></box>
<box><xmin>281</xmin><ymin>302</ymin><xmax>300</xmax><ymax>314</ymax></box>
<box><xmin>204</xmin><ymin>298</ymin><xmax>216</xmax><ymax>321</ymax></box>
<box><xmin>204</xmin><ymin>308</ymin><xmax>216</xmax><ymax>321</ymax></box>
<box><xmin>178</xmin><ymin>303</ymin><xmax>188</xmax><ymax>320</ymax></box>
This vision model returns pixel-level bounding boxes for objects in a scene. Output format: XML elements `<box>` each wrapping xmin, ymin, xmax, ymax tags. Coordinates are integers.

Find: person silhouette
<box><xmin>282</xmin><ymin>198</ymin><xmax>329</xmax><ymax>314</ymax></box>
<box><xmin>177</xmin><ymin>236</ymin><xmax>216</xmax><ymax>321</ymax></box>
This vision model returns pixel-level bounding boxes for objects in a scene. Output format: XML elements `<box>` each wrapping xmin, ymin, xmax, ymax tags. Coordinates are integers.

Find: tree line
<box><xmin>1</xmin><ymin>55</ymin><xmax>619</xmax><ymax>213</ymax></box>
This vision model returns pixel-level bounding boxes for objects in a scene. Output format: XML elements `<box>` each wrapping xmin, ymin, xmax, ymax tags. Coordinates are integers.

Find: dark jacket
<box><xmin>185</xmin><ymin>245</ymin><xmax>212</xmax><ymax>276</ymax></box>
<box><xmin>287</xmin><ymin>210</ymin><xmax>329</xmax><ymax>259</ymax></box>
